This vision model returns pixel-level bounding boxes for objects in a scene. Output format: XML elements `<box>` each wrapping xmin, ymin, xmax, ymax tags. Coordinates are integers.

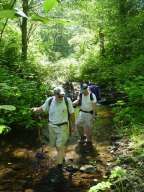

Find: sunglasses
<box><xmin>57</xmin><ymin>95</ymin><xmax>64</xmax><ymax>98</ymax></box>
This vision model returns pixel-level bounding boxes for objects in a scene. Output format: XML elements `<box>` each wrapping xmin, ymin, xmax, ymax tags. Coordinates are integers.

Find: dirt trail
<box><xmin>0</xmin><ymin>105</ymin><xmax>116</xmax><ymax>192</ymax></box>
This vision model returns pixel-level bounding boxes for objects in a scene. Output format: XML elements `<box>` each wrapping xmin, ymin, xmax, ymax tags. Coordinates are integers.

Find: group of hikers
<box><xmin>32</xmin><ymin>81</ymin><xmax>100</xmax><ymax>173</ymax></box>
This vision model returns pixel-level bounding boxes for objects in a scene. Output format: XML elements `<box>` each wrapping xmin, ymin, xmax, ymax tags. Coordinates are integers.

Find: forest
<box><xmin>0</xmin><ymin>0</ymin><xmax>144</xmax><ymax>192</ymax></box>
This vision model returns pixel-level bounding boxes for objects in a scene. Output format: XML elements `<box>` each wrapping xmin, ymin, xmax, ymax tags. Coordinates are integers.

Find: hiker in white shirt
<box><xmin>32</xmin><ymin>86</ymin><xmax>75</xmax><ymax>170</ymax></box>
<box><xmin>73</xmin><ymin>83</ymin><xmax>97</xmax><ymax>150</ymax></box>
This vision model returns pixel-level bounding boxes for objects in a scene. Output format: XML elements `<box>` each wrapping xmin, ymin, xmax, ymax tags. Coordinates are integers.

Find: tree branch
<box><xmin>27</xmin><ymin>23</ymin><xmax>37</xmax><ymax>44</ymax></box>
<box><xmin>0</xmin><ymin>0</ymin><xmax>17</xmax><ymax>42</ymax></box>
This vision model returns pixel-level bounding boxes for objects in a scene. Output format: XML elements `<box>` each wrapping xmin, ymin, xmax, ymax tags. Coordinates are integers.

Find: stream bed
<box><xmin>0</xmin><ymin>105</ymin><xmax>117</xmax><ymax>192</ymax></box>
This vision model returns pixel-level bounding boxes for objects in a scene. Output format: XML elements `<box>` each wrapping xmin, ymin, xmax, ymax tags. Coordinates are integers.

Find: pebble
<box><xmin>80</xmin><ymin>165</ymin><xmax>96</xmax><ymax>173</ymax></box>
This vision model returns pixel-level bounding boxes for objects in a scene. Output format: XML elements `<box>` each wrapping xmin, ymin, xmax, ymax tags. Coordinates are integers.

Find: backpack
<box><xmin>79</xmin><ymin>92</ymin><xmax>94</xmax><ymax>106</ymax></box>
<box><xmin>88</xmin><ymin>84</ymin><xmax>101</xmax><ymax>101</ymax></box>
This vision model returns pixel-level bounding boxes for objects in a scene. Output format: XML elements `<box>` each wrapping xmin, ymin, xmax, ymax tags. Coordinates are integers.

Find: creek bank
<box><xmin>92</xmin><ymin>134</ymin><xmax>144</xmax><ymax>192</ymax></box>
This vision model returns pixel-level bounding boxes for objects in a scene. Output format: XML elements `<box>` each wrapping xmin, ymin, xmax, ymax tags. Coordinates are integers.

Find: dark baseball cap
<box><xmin>81</xmin><ymin>83</ymin><xmax>88</xmax><ymax>90</ymax></box>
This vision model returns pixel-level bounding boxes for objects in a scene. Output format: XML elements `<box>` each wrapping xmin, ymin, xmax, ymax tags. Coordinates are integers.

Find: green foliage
<box><xmin>89</xmin><ymin>181</ymin><xmax>112</xmax><ymax>192</ymax></box>
<box><xmin>0</xmin><ymin>64</ymin><xmax>49</xmax><ymax>131</ymax></box>
<box><xmin>0</xmin><ymin>9</ymin><xmax>28</xmax><ymax>19</ymax></box>
<box><xmin>43</xmin><ymin>0</ymin><xmax>57</xmax><ymax>12</ymax></box>
<box><xmin>89</xmin><ymin>166</ymin><xmax>127</xmax><ymax>192</ymax></box>
<box><xmin>110</xmin><ymin>166</ymin><xmax>127</xmax><ymax>179</ymax></box>
<box><xmin>0</xmin><ymin>105</ymin><xmax>16</xmax><ymax>111</ymax></box>
<box><xmin>0</xmin><ymin>125</ymin><xmax>11</xmax><ymax>134</ymax></box>
<box><xmin>76</xmin><ymin>0</ymin><xmax>144</xmax><ymax>137</ymax></box>
<box><xmin>0</xmin><ymin>10</ymin><xmax>16</xmax><ymax>19</ymax></box>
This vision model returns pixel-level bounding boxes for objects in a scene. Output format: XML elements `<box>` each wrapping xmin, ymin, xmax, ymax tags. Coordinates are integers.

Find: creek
<box><xmin>0</xmin><ymin>105</ymin><xmax>116</xmax><ymax>192</ymax></box>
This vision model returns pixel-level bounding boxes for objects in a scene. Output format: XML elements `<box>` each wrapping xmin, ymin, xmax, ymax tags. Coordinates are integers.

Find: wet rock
<box><xmin>109</xmin><ymin>146</ymin><xmax>118</xmax><ymax>154</ymax></box>
<box><xmin>80</xmin><ymin>165</ymin><xmax>96</xmax><ymax>173</ymax></box>
<box><xmin>114</xmin><ymin>141</ymin><xmax>121</xmax><ymax>146</ymax></box>
<box><xmin>24</xmin><ymin>189</ymin><xmax>34</xmax><ymax>192</ymax></box>
<box><xmin>106</xmin><ymin>162</ymin><xmax>112</xmax><ymax>166</ymax></box>
<box><xmin>65</xmin><ymin>164</ymin><xmax>79</xmax><ymax>173</ymax></box>
<box><xmin>13</xmin><ymin>165</ymin><xmax>23</xmax><ymax>171</ymax></box>
<box><xmin>111</xmin><ymin>135</ymin><xmax>122</xmax><ymax>142</ymax></box>
<box><xmin>121</xmin><ymin>164</ymin><xmax>129</xmax><ymax>169</ymax></box>
<box><xmin>118</xmin><ymin>155</ymin><xmax>136</xmax><ymax>165</ymax></box>
<box><xmin>93</xmin><ymin>178</ymin><xmax>98</xmax><ymax>183</ymax></box>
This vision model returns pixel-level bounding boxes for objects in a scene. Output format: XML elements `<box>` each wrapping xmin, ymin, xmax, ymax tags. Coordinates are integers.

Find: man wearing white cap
<box><xmin>32</xmin><ymin>86</ymin><xmax>75</xmax><ymax>170</ymax></box>
<box><xmin>73</xmin><ymin>83</ymin><xmax>97</xmax><ymax>150</ymax></box>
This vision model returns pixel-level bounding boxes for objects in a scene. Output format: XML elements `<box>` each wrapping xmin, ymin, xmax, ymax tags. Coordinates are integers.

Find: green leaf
<box><xmin>0</xmin><ymin>105</ymin><xmax>16</xmax><ymax>111</ymax></box>
<box><xmin>31</xmin><ymin>14</ymin><xmax>49</xmax><ymax>23</ymax></box>
<box><xmin>54</xmin><ymin>18</ymin><xmax>75</xmax><ymax>26</ymax></box>
<box><xmin>43</xmin><ymin>0</ymin><xmax>57</xmax><ymax>12</ymax></box>
<box><xmin>89</xmin><ymin>181</ymin><xmax>112</xmax><ymax>192</ymax></box>
<box><xmin>110</xmin><ymin>166</ymin><xmax>127</xmax><ymax>179</ymax></box>
<box><xmin>0</xmin><ymin>118</ymin><xmax>5</xmax><ymax>124</ymax></box>
<box><xmin>0</xmin><ymin>10</ymin><xmax>15</xmax><ymax>19</ymax></box>
<box><xmin>0</xmin><ymin>125</ymin><xmax>11</xmax><ymax>134</ymax></box>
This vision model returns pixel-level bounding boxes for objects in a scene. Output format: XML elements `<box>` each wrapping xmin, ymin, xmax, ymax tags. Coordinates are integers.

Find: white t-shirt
<box><xmin>80</xmin><ymin>92</ymin><xmax>97</xmax><ymax>111</ymax></box>
<box><xmin>42</xmin><ymin>96</ymin><xmax>74</xmax><ymax>124</ymax></box>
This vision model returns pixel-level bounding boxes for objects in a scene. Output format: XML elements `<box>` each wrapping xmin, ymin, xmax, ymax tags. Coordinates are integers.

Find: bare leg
<box><xmin>77</xmin><ymin>124</ymin><xmax>84</xmax><ymax>138</ymax></box>
<box><xmin>56</xmin><ymin>146</ymin><xmax>65</xmax><ymax>165</ymax></box>
<box><xmin>85</xmin><ymin>127</ymin><xmax>92</xmax><ymax>142</ymax></box>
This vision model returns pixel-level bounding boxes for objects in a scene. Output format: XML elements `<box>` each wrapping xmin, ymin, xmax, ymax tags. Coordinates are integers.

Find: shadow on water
<box><xmin>34</xmin><ymin>167</ymin><xmax>68</xmax><ymax>192</ymax></box>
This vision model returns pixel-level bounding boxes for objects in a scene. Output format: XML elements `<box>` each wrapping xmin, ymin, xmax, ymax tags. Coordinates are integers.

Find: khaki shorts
<box><xmin>47</xmin><ymin>123</ymin><xmax>69</xmax><ymax>148</ymax></box>
<box><xmin>76</xmin><ymin>111</ymin><xmax>93</xmax><ymax>129</ymax></box>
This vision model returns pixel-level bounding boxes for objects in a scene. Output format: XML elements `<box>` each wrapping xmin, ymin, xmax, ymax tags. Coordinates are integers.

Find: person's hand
<box><xmin>70</xmin><ymin>124</ymin><xmax>76</xmax><ymax>134</ymax></box>
<box><xmin>31</xmin><ymin>107</ymin><xmax>38</xmax><ymax>112</ymax></box>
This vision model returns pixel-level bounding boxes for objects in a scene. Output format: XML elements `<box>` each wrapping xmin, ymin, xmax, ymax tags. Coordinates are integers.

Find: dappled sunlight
<box><xmin>12</xmin><ymin>148</ymin><xmax>34</xmax><ymax>159</ymax></box>
<box><xmin>1</xmin><ymin>0</ymin><xmax>144</xmax><ymax>191</ymax></box>
<box><xmin>0</xmin><ymin>105</ymin><xmax>115</xmax><ymax>192</ymax></box>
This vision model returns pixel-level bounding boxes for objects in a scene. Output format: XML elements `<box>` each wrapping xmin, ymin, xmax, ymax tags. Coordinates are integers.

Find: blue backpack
<box><xmin>88</xmin><ymin>84</ymin><xmax>101</xmax><ymax>101</ymax></box>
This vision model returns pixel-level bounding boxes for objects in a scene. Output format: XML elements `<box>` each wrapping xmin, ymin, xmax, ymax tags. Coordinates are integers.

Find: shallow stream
<box><xmin>0</xmin><ymin>105</ymin><xmax>116</xmax><ymax>192</ymax></box>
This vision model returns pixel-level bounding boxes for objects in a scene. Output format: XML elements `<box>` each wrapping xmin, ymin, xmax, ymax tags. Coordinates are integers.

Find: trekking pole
<box><xmin>35</xmin><ymin>114</ymin><xmax>45</xmax><ymax>166</ymax></box>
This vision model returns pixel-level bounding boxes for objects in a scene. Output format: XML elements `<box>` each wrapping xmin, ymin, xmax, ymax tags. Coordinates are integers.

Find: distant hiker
<box><xmin>88</xmin><ymin>82</ymin><xmax>101</xmax><ymax>103</ymax></box>
<box><xmin>63</xmin><ymin>81</ymin><xmax>74</xmax><ymax>101</ymax></box>
<box><xmin>73</xmin><ymin>83</ymin><xmax>97</xmax><ymax>150</ymax></box>
<box><xmin>32</xmin><ymin>86</ymin><xmax>75</xmax><ymax>171</ymax></box>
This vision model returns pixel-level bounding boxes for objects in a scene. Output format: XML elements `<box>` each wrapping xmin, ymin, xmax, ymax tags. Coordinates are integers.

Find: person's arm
<box><xmin>31</xmin><ymin>97</ymin><xmax>50</xmax><ymax>113</ymax></box>
<box><xmin>92</xmin><ymin>102</ymin><xmax>96</xmax><ymax>117</ymax></box>
<box><xmin>73</xmin><ymin>93</ymin><xmax>80</xmax><ymax>107</ymax></box>
<box><xmin>73</xmin><ymin>99</ymin><xmax>79</xmax><ymax>107</ymax></box>
<box><xmin>92</xmin><ymin>94</ymin><xmax>97</xmax><ymax>118</ymax></box>
<box><xmin>69</xmin><ymin>112</ymin><xmax>76</xmax><ymax>132</ymax></box>
<box><xmin>68</xmin><ymin>98</ymin><xmax>76</xmax><ymax>133</ymax></box>
<box><xmin>31</xmin><ymin>106</ymin><xmax>44</xmax><ymax>113</ymax></box>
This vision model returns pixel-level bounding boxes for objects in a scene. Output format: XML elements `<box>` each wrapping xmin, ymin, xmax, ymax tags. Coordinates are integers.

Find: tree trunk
<box><xmin>21</xmin><ymin>0</ymin><xmax>28</xmax><ymax>60</ymax></box>
<box><xmin>99</xmin><ymin>28</ymin><xmax>105</xmax><ymax>56</ymax></box>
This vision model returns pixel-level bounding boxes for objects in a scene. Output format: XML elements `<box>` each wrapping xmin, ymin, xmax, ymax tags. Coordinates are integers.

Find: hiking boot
<box><xmin>49</xmin><ymin>165</ymin><xmax>63</xmax><ymax>184</ymax></box>
<box><xmin>78</xmin><ymin>136</ymin><xmax>87</xmax><ymax>145</ymax></box>
<box><xmin>57</xmin><ymin>164</ymin><xmax>63</xmax><ymax>171</ymax></box>
<box><xmin>83</xmin><ymin>141</ymin><xmax>93</xmax><ymax>152</ymax></box>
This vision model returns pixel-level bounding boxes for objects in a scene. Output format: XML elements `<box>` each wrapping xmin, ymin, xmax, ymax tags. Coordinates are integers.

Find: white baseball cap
<box><xmin>53</xmin><ymin>87</ymin><xmax>65</xmax><ymax>95</ymax></box>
